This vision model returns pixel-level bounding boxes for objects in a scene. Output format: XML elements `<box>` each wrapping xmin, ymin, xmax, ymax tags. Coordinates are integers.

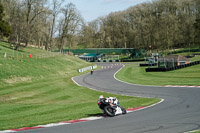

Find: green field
<box><xmin>116</xmin><ymin>61</ymin><xmax>200</xmax><ymax>86</ymax></box>
<box><xmin>189</xmin><ymin>130</ymin><xmax>200</xmax><ymax>133</ymax></box>
<box><xmin>0</xmin><ymin>42</ymin><xmax>159</xmax><ymax>130</ymax></box>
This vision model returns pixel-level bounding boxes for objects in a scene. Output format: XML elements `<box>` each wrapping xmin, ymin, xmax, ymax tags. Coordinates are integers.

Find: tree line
<box><xmin>0</xmin><ymin>0</ymin><xmax>200</xmax><ymax>52</ymax></box>
<box><xmin>82</xmin><ymin>0</ymin><xmax>200</xmax><ymax>51</ymax></box>
<box><xmin>0</xmin><ymin>0</ymin><xmax>82</xmax><ymax>51</ymax></box>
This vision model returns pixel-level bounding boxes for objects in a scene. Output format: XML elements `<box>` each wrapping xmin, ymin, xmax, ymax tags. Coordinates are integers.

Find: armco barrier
<box><xmin>140</xmin><ymin>63</ymin><xmax>157</xmax><ymax>67</ymax></box>
<box><xmin>78</xmin><ymin>65</ymin><xmax>97</xmax><ymax>73</ymax></box>
<box><xmin>146</xmin><ymin>60</ymin><xmax>200</xmax><ymax>72</ymax></box>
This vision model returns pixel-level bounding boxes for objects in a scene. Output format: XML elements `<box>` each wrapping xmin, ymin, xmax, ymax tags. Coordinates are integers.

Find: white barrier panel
<box><xmin>78</xmin><ymin>65</ymin><xmax>97</xmax><ymax>73</ymax></box>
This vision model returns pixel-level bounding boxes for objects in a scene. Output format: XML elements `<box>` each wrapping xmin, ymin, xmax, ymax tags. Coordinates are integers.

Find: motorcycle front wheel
<box><xmin>104</xmin><ymin>106</ymin><xmax>115</xmax><ymax>117</ymax></box>
<box><xmin>120</xmin><ymin>106</ymin><xmax>127</xmax><ymax>114</ymax></box>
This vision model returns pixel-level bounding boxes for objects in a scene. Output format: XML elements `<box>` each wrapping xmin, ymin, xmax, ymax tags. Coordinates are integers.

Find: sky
<box><xmin>68</xmin><ymin>0</ymin><xmax>151</xmax><ymax>22</ymax></box>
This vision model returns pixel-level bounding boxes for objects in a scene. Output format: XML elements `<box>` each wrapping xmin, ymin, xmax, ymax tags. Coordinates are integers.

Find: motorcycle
<box><xmin>97</xmin><ymin>98</ymin><xmax>127</xmax><ymax>117</ymax></box>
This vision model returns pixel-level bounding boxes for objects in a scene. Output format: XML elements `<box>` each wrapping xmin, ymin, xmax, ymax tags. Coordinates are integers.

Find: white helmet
<box><xmin>99</xmin><ymin>95</ymin><xmax>104</xmax><ymax>99</ymax></box>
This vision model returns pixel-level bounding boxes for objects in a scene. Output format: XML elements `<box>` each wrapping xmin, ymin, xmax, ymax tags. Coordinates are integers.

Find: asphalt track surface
<box><xmin>21</xmin><ymin>63</ymin><xmax>200</xmax><ymax>133</ymax></box>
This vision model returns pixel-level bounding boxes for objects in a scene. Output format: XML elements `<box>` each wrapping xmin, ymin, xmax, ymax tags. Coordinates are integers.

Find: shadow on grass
<box><xmin>0</xmin><ymin>42</ymin><xmax>26</xmax><ymax>53</ymax></box>
<box><xmin>87</xmin><ymin>113</ymin><xmax>104</xmax><ymax>117</ymax></box>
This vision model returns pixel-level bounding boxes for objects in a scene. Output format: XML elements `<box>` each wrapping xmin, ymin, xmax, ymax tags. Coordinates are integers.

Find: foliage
<box><xmin>194</xmin><ymin>19</ymin><xmax>200</xmax><ymax>44</ymax></box>
<box><xmin>0</xmin><ymin>0</ymin><xmax>82</xmax><ymax>50</ymax></box>
<box><xmin>0</xmin><ymin>3</ymin><xmax>11</xmax><ymax>38</ymax></box>
<box><xmin>58</xmin><ymin>2</ymin><xmax>83</xmax><ymax>51</ymax></box>
<box><xmin>81</xmin><ymin>0</ymin><xmax>199</xmax><ymax>50</ymax></box>
<box><xmin>1</xmin><ymin>0</ymin><xmax>199</xmax><ymax>51</ymax></box>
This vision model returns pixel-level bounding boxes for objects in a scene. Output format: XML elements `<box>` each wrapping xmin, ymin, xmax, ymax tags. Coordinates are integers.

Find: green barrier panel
<box><xmin>54</xmin><ymin>48</ymin><xmax>146</xmax><ymax>56</ymax></box>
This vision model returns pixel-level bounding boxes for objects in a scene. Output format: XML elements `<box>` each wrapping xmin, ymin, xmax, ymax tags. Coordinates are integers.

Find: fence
<box><xmin>101</xmin><ymin>55</ymin><xmax>120</xmax><ymax>61</ymax></box>
<box><xmin>78</xmin><ymin>65</ymin><xmax>97</xmax><ymax>73</ymax></box>
<box><xmin>146</xmin><ymin>60</ymin><xmax>200</xmax><ymax>72</ymax></box>
<box><xmin>55</xmin><ymin>48</ymin><xmax>146</xmax><ymax>56</ymax></box>
<box><xmin>0</xmin><ymin>52</ymin><xmax>64</xmax><ymax>60</ymax></box>
<box><xmin>157</xmin><ymin>58</ymin><xmax>177</xmax><ymax>68</ymax></box>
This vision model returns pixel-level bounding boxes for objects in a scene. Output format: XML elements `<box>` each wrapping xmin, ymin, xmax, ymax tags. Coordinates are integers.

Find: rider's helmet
<box><xmin>99</xmin><ymin>95</ymin><xmax>104</xmax><ymax>99</ymax></box>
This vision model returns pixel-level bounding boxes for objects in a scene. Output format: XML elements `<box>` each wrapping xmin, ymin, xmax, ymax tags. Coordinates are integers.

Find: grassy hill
<box><xmin>116</xmin><ymin>54</ymin><xmax>200</xmax><ymax>86</ymax></box>
<box><xmin>0</xmin><ymin>41</ymin><xmax>92</xmax><ymax>88</ymax></box>
<box><xmin>0</xmin><ymin>42</ymin><xmax>159</xmax><ymax>130</ymax></box>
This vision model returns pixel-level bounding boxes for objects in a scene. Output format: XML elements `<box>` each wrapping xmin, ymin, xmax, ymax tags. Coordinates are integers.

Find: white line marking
<box><xmin>0</xmin><ymin>64</ymin><xmax>165</xmax><ymax>133</ymax></box>
<box><xmin>165</xmin><ymin>85</ymin><xmax>200</xmax><ymax>88</ymax></box>
<box><xmin>72</xmin><ymin>64</ymin><xmax>165</xmax><ymax>113</ymax></box>
<box><xmin>71</xmin><ymin>77</ymin><xmax>82</xmax><ymax>86</ymax></box>
<box><xmin>114</xmin><ymin>65</ymin><xmax>200</xmax><ymax>88</ymax></box>
<box><xmin>80</xmin><ymin>116</ymin><xmax>104</xmax><ymax>121</ymax></box>
<box><xmin>137</xmin><ymin>99</ymin><xmax>165</xmax><ymax>111</ymax></box>
<box><xmin>113</xmin><ymin>65</ymin><xmax>163</xmax><ymax>88</ymax></box>
<box><xmin>37</xmin><ymin>123</ymin><xmax>70</xmax><ymax>128</ymax></box>
<box><xmin>0</xmin><ymin>130</ymin><xmax>16</xmax><ymax>133</ymax></box>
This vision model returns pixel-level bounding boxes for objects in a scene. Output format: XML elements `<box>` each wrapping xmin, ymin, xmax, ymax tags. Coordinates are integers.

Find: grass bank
<box><xmin>188</xmin><ymin>130</ymin><xmax>200</xmax><ymax>133</ymax></box>
<box><xmin>115</xmin><ymin>63</ymin><xmax>200</xmax><ymax>86</ymax></box>
<box><xmin>0</xmin><ymin>42</ymin><xmax>159</xmax><ymax>130</ymax></box>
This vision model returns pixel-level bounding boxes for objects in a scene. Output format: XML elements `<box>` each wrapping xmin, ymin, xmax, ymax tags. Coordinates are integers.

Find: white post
<box><xmin>12</xmin><ymin>44</ymin><xmax>14</xmax><ymax>58</ymax></box>
<box><xmin>4</xmin><ymin>52</ymin><xmax>7</xmax><ymax>58</ymax></box>
<box><xmin>172</xmin><ymin>58</ymin><xmax>174</xmax><ymax>68</ymax></box>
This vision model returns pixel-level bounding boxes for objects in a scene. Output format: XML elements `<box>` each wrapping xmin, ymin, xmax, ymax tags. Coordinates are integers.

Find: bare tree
<box><xmin>80</xmin><ymin>0</ymin><xmax>197</xmax><ymax>50</ymax></box>
<box><xmin>24</xmin><ymin>0</ymin><xmax>48</xmax><ymax>47</ymax></box>
<box><xmin>59</xmin><ymin>2</ymin><xmax>83</xmax><ymax>51</ymax></box>
<box><xmin>48</xmin><ymin>0</ymin><xmax>63</xmax><ymax>50</ymax></box>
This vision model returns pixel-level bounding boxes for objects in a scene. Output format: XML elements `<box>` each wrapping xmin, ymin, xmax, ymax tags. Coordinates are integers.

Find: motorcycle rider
<box><xmin>99</xmin><ymin>95</ymin><xmax>119</xmax><ymax>107</ymax></box>
<box><xmin>98</xmin><ymin>95</ymin><xmax>127</xmax><ymax>116</ymax></box>
<box><xmin>91</xmin><ymin>69</ymin><xmax>94</xmax><ymax>75</ymax></box>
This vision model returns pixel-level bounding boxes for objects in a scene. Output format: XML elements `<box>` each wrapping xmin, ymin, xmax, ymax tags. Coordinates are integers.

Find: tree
<box><xmin>59</xmin><ymin>2</ymin><xmax>83</xmax><ymax>51</ymax></box>
<box><xmin>0</xmin><ymin>3</ymin><xmax>11</xmax><ymax>38</ymax></box>
<box><xmin>23</xmin><ymin>0</ymin><xmax>48</xmax><ymax>47</ymax></box>
<box><xmin>1</xmin><ymin>0</ymin><xmax>198</xmax><ymax>51</ymax></box>
<box><xmin>48</xmin><ymin>0</ymin><xmax>63</xmax><ymax>50</ymax></box>
<box><xmin>80</xmin><ymin>0</ymin><xmax>197</xmax><ymax>50</ymax></box>
<box><xmin>194</xmin><ymin>19</ymin><xmax>200</xmax><ymax>46</ymax></box>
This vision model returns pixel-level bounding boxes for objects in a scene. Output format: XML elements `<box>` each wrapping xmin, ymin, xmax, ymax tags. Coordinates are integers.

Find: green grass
<box><xmin>0</xmin><ymin>75</ymin><xmax>158</xmax><ymax>130</ymax></box>
<box><xmin>0</xmin><ymin>42</ymin><xmax>159</xmax><ymax>130</ymax></box>
<box><xmin>0</xmin><ymin>41</ymin><xmax>52</xmax><ymax>58</ymax></box>
<box><xmin>190</xmin><ymin>55</ymin><xmax>200</xmax><ymax>62</ymax></box>
<box><xmin>161</xmin><ymin>47</ymin><xmax>200</xmax><ymax>56</ymax></box>
<box><xmin>188</xmin><ymin>130</ymin><xmax>200</xmax><ymax>133</ymax></box>
<box><xmin>116</xmin><ymin>63</ymin><xmax>200</xmax><ymax>86</ymax></box>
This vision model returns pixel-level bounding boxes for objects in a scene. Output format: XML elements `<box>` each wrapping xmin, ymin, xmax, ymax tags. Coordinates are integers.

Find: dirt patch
<box><xmin>4</xmin><ymin>76</ymin><xmax>32</xmax><ymax>85</ymax></box>
<box><xmin>0</xmin><ymin>95</ymin><xmax>10</xmax><ymax>102</ymax></box>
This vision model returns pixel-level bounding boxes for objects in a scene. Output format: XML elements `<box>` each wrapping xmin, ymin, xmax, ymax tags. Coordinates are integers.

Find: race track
<box><xmin>21</xmin><ymin>63</ymin><xmax>200</xmax><ymax>133</ymax></box>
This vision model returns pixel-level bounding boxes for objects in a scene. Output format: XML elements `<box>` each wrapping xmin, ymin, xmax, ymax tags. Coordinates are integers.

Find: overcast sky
<box><xmin>67</xmin><ymin>0</ymin><xmax>151</xmax><ymax>22</ymax></box>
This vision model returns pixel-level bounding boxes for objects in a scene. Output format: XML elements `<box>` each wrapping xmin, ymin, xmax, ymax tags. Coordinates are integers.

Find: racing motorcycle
<box><xmin>97</xmin><ymin>98</ymin><xmax>127</xmax><ymax>117</ymax></box>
